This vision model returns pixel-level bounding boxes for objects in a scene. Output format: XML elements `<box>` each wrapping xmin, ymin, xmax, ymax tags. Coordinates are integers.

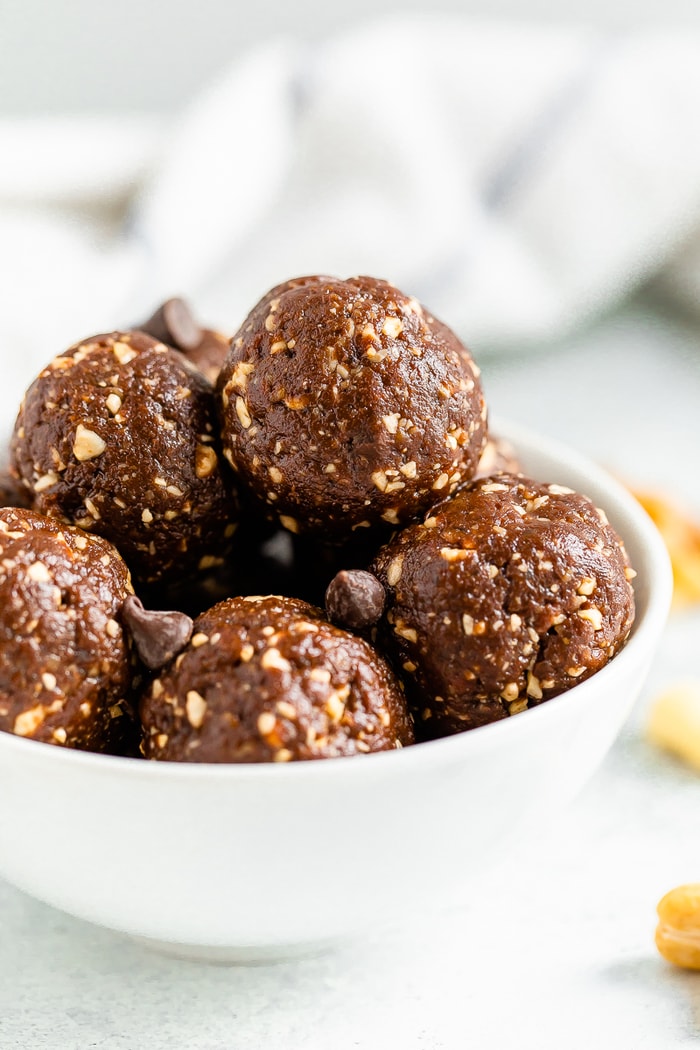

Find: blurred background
<box><xmin>2</xmin><ymin>0</ymin><xmax>700</xmax><ymax>114</ymax></box>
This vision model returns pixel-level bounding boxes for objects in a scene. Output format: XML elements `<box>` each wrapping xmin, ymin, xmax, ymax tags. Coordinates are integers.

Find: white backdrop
<box><xmin>2</xmin><ymin>0</ymin><xmax>700</xmax><ymax>114</ymax></box>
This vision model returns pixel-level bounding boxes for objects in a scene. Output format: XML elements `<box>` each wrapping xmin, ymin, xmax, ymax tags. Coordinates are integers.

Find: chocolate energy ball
<box><xmin>141</xmin><ymin>595</ymin><xmax>414</xmax><ymax>762</ymax></box>
<box><xmin>218</xmin><ymin>275</ymin><xmax>487</xmax><ymax>540</ymax></box>
<box><xmin>0</xmin><ymin>508</ymin><xmax>136</xmax><ymax>751</ymax></box>
<box><xmin>138</xmin><ymin>298</ymin><xmax>231</xmax><ymax>385</ymax></box>
<box><xmin>371</xmin><ymin>473</ymin><xmax>636</xmax><ymax>737</ymax></box>
<box><xmin>12</xmin><ymin>330</ymin><xmax>236</xmax><ymax>586</ymax></box>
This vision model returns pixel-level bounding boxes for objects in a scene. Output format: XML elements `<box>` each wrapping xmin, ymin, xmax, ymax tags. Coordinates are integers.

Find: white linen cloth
<box><xmin>1</xmin><ymin>16</ymin><xmax>700</xmax><ymax>430</ymax></box>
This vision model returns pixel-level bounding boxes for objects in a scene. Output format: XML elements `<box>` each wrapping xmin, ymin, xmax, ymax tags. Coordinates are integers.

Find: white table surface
<box><xmin>1</xmin><ymin>299</ymin><xmax>700</xmax><ymax>1049</ymax></box>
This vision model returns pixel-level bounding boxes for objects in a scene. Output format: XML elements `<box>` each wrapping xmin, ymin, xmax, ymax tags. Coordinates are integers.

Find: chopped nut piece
<box><xmin>394</xmin><ymin>623</ymin><xmax>418</xmax><ymax>643</ymax></box>
<box><xmin>73</xmin><ymin>424</ymin><xmax>107</xmax><ymax>462</ymax></box>
<box><xmin>386</xmin><ymin>556</ymin><xmax>404</xmax><ymax>586</ymax></box>
<box><xmin>195</xmin><ymin>444</ymin><xmax>218</xmax><ymax>479</ymax></box>
<box><xmin>276</xmin><ymin>700</ymin><xmax>297</xmax><ymax>720</ymax></box>
<box><xmin>235</xmin><ymin>397</ymin><xmax>252</xmax><ymax>429</ymax></box>
<box><xmin>105</xmin><ymin>619</ymin><xmax>120</xmax><ymax>639</ymax></box>
<box><xmin>371</xmin><ymin>470</ymin><xmax>388</xmax><ymax>492</ymax></box>
<box><xmin>526</xmin><ymin>672</ymin><xmax>543</xmax><ymax>700</ymax></box>
<box><xmin>440</xmin><ymin>547</ymin><xmax>468</xmax><ymax>562</ymax></box>
<box><xmin>112</xmin><ymin>341</ymin><xmax>137</xmax><ymax>365</ymax></box>
<box><xmin>260</xmin><ymin>647</ymin><xmax>292</xmax><ymax>673</ymax></box>
<box><xmin>257</xmin><ymin>711</ymin><xmax>277</xmax><ymax>735</ymax></box>
<box><xmin>14</xmin><ymin>705</ymin><xmax>47</xmax><ymax>736</ymax></box>
<box><xmin>577</xmin><ymin>607</ymin><xmax>603</xmax><ymax>631</ymax></box>
<box><xmin>382</xmin><ymin>316</ymin><xmax>403</xmax><ymax>338</ymax></box>
<box><xmin>34</xmin><ymin>472</ymin><xmax>58</xmax><ymax>493</ymax></box>
<box><xmin>26</xmin><ymin>560</ymin><xmax>52</xmax><ymax>583</ymax></box>
<box><xmin>186</xmin><ymin>690</ymin><xmax>207</xmax><ymax>728</ymax></box>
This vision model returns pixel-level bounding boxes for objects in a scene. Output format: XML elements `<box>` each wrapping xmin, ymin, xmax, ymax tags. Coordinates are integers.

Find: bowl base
<box><xmin>128</xmin><ymin>933</ymin><xmax>339</xmax><ymax>965</ymax></box>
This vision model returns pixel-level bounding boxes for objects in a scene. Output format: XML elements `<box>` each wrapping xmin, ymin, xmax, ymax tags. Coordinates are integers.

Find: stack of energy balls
<box><xmin>0</xmin><ymin>276</ymin><xmax>636</xmax><ymax>762</ymax></box>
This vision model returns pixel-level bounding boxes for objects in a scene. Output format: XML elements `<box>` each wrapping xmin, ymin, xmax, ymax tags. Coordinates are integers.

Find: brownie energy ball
<box><xmin>141</xmin><ymin>595</ymin><xmax>414</xmax><ymax>761</ymax></box>
<box><xmin>218</xmin><ymin>276</ymin><xmax>487</xmax><ymax>540</ymax></box>
<box><xmin>371</xmin><ymin>474</ymin><xmax>636</xmax><ymax>737</ymax></box>
<box><xmin>0</xmin><ymin>508</ymin><xmax>136</xmax><ymax>750</ymax></box>
<box><xmin>12</xmin><ymin>330</ymin><xmax>236</xmax><ymax>585</ymax></box>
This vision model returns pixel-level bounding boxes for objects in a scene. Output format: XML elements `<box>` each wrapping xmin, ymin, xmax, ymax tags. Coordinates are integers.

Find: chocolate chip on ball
<box><xmin>217</xmin><ymin>275</ymin><xmax>487</xmax><ymax>540</ymax></box>
<box><xmin>11</xmin><ymin>330</ymin><xmax>237</xmax><ymax>585</ymax></box>
<box><xmin>371</xmin><ymin>473</ymin><xmax>636</xmax><ymax>737</ymax></box>
<box><xmin>121</xmin><ymin>595</ymin><xmax>194</xmax><ymax>671</ymax></box>
<box><xmin>325</xmin><ymin>570</ymin><xmax>386</xmax><ymax>630</ymax></box>
<box><xmin>138</xmin><ymin>298</ymin><xmax>231</xmax><ymax>385</ymax></box>
<box><xmin>0</xmin><ymin>508</ymin><xmax>136</xmax><ymax>751</ymax></box>
<box><xmin>141</xmin><ymin>595</ymin><xmax>414</xmax><ymax>762</ymax></box>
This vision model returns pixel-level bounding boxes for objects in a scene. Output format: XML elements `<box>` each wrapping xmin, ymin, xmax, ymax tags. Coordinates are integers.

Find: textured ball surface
<box><xmin>141</xmin><ymin>595</ymin><xmax>414</xmax><ymax>762</ymax></box>
<box><xmin>12</xmin><ymin>330</ymin><xmax>236</xmax><ymax>585</ymax></box>
<box><xmin>217</xmin><ymin>276</ymin><xmax>487</xmax><ymax>539</ymax></box>
<box><xmin>0</xmin><ymin>508</ymin><xmax>136</xmax><ymax>751</ymax></box>
<box><xmin>371</xmin><ymin>474</ymin><xmax>636</xmax><ymax>736</ymax></box>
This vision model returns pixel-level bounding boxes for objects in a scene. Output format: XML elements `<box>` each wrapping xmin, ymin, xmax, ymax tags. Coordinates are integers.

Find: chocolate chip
<box><xmin>121</xmin><ymin>595</ymin><xmax>194</xmax><ymax>670</ymax></box>
<box><xmin>325</xmin><ymin>570</ymin><xmax>386</xmax><ymax>630</ymax></box>
<box><xmin>139</xmin><ymin>298</ymin><xmax>203</xmax><ymax>353</ymax></box>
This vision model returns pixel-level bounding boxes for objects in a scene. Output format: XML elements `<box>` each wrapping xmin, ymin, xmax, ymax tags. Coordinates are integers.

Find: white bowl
<box><xmin>0</xmin><ymin>420</ymin><xmax>672</xmax><ymax>961</ymax></box>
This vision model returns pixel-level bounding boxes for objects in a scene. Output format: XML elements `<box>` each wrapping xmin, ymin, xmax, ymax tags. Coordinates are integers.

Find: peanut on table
<box><xmin>656</xmin><ymin>885</ymin><xmax>700</xmax><ymax>970</ymax></box>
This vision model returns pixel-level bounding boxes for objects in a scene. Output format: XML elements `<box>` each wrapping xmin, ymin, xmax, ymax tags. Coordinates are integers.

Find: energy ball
<box><xmin>371</xmin><ymin>473</ymin><xmax>636</xmax><ymax>737</ymax></box>
<box><xmin>217</xmin><ymin>275</ymin><xmax>487</xmax><ymax>540</ymax></box>
<box><xmin>12</xmin><ymin>330</ymin><xmax>236</xmax><ymax>585</ymax></box>
<box><xmin>0</xmin><ymin>508</ymin><xmax>136</xmax><ymax>751</ymax></box>
<box><xmin>141</xmin><ymin>595</ymin><xmax>414</xmax><ymax>762</ymax></box>
<box><xmin>138</xmin><ymin>297</ymin><xmax>231</xmax><ymax>385</ymax></box>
